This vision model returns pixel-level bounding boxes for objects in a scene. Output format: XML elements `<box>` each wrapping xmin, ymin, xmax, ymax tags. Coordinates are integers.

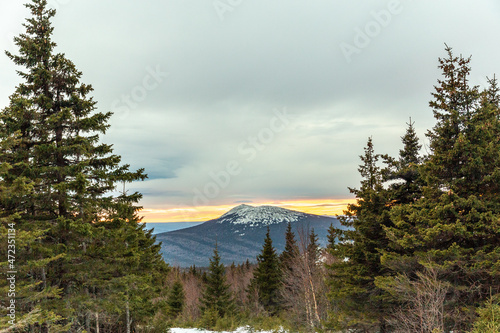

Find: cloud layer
<box><xmin>1</xmin><ymin>1</ymin><xmax>500</xmax><ymax>219</ymax></box>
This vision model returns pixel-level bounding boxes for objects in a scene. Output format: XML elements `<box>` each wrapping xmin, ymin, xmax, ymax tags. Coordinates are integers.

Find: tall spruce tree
<box><xmin>327</xmin><ymin>137</ymin><xmax>392</xmax><ymax>333</ymax></box>
<box><xmin>382</xmin><ymin>119</ymin><xmax>423</xmax><ymax>205</ymax></box>
<box><xmin>279</xmin><ymin>222</ymin><xmax>298</xmax><ymax>314</ymax></box>
<box><xmin>0</xmin><ymin>1</ymin><xmax>168</xmax><ymax>331</ymax></box>
<box><xmin>326</xmin><ymin>223</ymin><xmax>339</xmax><ymax>251</ymax></box>
<box><xmin>167</xmin><ymin>280</ymin><xmax>185</xmax><ymax>318</ymax></box>
<box><xmin>375</xmin><ymin>121</ymin><xmax>424</xmax><ymax>284</ymax></box>
<box><xmin>279</xmin><ymin>222</ymin><xmax>299</xmax><ymax>272</ymax></box>
<box><xmin>0</xmin><ymin>133</ymin><xmax>67</xmax><ymax>329</ymax></box>
<box><xmin>380</xmin><ymin>47</ymin><xmax>500</xmax><ymax>331</ymax></box>
<box><xmin>250</xmin><ymin>227</ymin><xmax>282</xmax><ymax>314</ymax></box>
<box><xmin>199</xmin><ymin>243</ymin><xmax>234</xmax><ymax>318</ymax></box>
<box><xmin>307</xmin><ymin>228</ymin><xmax>320</xmax><ymax>266</ymax></box>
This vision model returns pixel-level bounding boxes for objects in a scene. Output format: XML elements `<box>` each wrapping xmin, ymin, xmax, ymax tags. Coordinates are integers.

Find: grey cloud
<box><xmin>2</xmin><ymin>1</ymin><xmax>500</xmax><ymax>215</ymax></box>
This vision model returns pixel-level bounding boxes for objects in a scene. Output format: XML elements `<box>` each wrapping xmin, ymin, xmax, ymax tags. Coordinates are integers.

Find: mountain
<box><xmin>155</xmin><ymin>204</ymin><xmax>341</xmax><ymax>267</ymax></box>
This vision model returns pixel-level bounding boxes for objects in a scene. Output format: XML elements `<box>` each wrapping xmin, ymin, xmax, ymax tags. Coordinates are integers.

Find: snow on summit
<box><xmin>218</xmin><ymin>204</ymin><xmax>309</xmax><ymax>226</ymax></box>
<box><xmin>156</xmin><ymin>203</ymin><xmax>339</xmax><ymax>266</ymax></box>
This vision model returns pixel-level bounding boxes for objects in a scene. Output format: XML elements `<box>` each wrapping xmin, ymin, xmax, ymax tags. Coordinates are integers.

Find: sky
<box><xmin>1</xmin><ymin>1</ymin><xmax>500</xmax><ymax>222</ymax></box>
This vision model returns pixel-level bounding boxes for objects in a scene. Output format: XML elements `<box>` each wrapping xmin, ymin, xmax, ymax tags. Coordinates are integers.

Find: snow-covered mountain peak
<box><xmin>221</xmin><ymin>204</ymin><xmax>253</xmax><ymax>217</ymax></box>
<box><xmin>218</xmin><ymin>204</ymin><xmax>309</xmax><ymax>226</ymax></box>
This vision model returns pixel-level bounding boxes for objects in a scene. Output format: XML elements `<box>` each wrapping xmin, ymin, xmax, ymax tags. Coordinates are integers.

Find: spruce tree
<box><xmin>0</xmin><ymin>134</ymin><xmax>67</xmax><ymax>329</ymax></box>
<box><xmin>380</xmin><ymin>47</ymin><xmax>500</xmax><ymax>331</ymax></box>
<box><xmin>0</xmin><ymin>1</ymin><xmax>168</xmax><ymax>330</ymax></box>
<box><xmin>307</xmin><ymin>228</ymin><xmax>320</xmax><ymax>265</ymax></box>
<box><xmin>326</xmin><ymin>223</ymin><xmax>339</xmax><ymax>250</ymax></box>
<box><xmin>167</xmin><ymin>280</ymin><xmax>185</xmax><ymax>318</ymax></box>
<box><xmin>199</xmin><ymin>243</ymin><xmax>234</xmax><ymax>318</ymax></box>
<box><xmin>279</xmin><ymin>222</ymin><xmax>299</xmax><ymax>272</ymax></box>
<box><xmin>327</xmin><ymin>137</ymin><xmax>392</xmax><ymax>332</ymax></box>
<box><xmin>279</xmin><ymin>222</ymin><xmax>298</xmax><ymax>314</ymax></box>
<box><xmin>375</xmin><ymin>121</ymin><xmax>424</xmax><ymax>285</ymax></box>
<box><xmin>249</xmin><ymin>227</ymin><xmax>282</xmax><ymax>314</ymax></box>
<box><xmin>382</xmin><ymin>119</ymin><xmax>423</xmax><ymax>205</ymax></box>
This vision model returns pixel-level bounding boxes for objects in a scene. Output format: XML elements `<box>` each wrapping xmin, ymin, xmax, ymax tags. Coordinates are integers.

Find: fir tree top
<box><xmin>280</xmin><ymin>222</ymin><xmax>299</xmax><ymax>268</ymax></box>
<box><xmin>199</xmin><ymin>242</ymin><xmax>234</xmax><ymax>318</ymax></box>
<box><xmin>1</xmin><ymin>0</ymin><xmax>146</xmax><ymax>221</ymax></box>
<box><xmin>251</xmin><ymin>227</ymin><xmax>282</xmax><ymax>314</ymax></box>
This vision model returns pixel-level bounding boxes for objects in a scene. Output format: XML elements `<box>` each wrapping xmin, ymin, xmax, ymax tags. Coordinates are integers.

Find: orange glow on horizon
<box><xmin>139</xmin><ymin>198</ymin><xmax>354</xmax><ymax>223</ymax></box>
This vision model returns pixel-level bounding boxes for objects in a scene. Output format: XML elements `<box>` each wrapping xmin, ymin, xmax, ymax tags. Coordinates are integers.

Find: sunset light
<box><xmin>140</xmin><ymin>198</ymin><xmax>355</xmax><ymax>223</ymax></box>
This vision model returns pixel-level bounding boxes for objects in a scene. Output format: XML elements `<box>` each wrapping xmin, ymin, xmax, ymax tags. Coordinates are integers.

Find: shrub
<box><xmin>470</xmin><ymin>297</ymin><xmax>500</xmax><ymax>333</ymax></box>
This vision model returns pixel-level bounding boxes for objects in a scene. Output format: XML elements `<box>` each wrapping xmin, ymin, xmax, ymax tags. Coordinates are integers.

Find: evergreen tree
<box><xmin>0</xmin><ymin>1</ymin><xmax>168</xmax><ymax>330</ymax></box>
<box><xmin>307</xmin><ymin>228</ymin><xmax>320</xmax><ymax>265</ymax></box>
<box><xmin>375</xmin><ymin>121</ymin><xmax>424</xmax><ymax>289</ymax></box>
<box><xmin>199</xmin><ymin>243</ymin><xmax>234</xmax><ymax>318</ymax></box>
<box><xmin>326</xmin><ymin>224</ymin><xmax>336</xmax><ymax>249</ymax></box>
<box><xmin>249</xmin><ymin>227</ymin><xmax>282</xmax><ymax>314</ymax></box>
<box><xmin>279</xmin><ymin>222</ymin><xmax>299</xmax><ymax>272</ymax></box>
<box><xmin>327</xmin><ymin>137</ymin><xmax>392</xmax><ymax>332</ymax></box>
<box><xmin>470</xmin><ymin>297</ymin><xmax>500</xmax><ymax>333</ymax></box>
<box><xmin>379</xmin><ymin>47</ymin><xmax>500</xmax><ymax>331</ymax></box>
<box><xmin>188</xmin><ymin>265</ymin><xmax>199</xmax><ymax>277</ymax></box>
<box><xmin>0</xmin><ymin>133</ymin><xmax>68</xmax><ymax>330</ymax></box>
<box><xmin>279</xmin><ymin>222</ymin><xmax>298</xmax><ymax>314</ymax></box>
<box><xmin>167</xmin><ymin>280</ymin><xmax>185</xmax><ymax>318</ymax></box>
<box><xmin>382</xmin><ymin>118</ymin><xmax>423</xmax><ymax>205</ymax></box>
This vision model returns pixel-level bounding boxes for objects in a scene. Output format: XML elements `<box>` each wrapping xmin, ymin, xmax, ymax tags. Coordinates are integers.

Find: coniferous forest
<box><xmin>1</xmin><ymin>1</ymin><xmax>500</xmax><ymax>332</ymax></box>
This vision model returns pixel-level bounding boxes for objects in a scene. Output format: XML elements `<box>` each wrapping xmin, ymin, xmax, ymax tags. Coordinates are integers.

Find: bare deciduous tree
<box><xmin>280</xmin><ymin>227</ymin><xmax>329</xmax><ymax>331</ymax></box>
<box><xmin>180</xmin><ymin>272</ymin><xmax>202</xmax><ymax>320</ymax></box>
<box><xmin>227</xmin><ymin>263</ymin><xmax>254</xmax><ymax>309</ymax></box>
<box><xmin>388</xmin><ymin>265</ymin><xmax>449</xmax><ymax>333</ymax></box>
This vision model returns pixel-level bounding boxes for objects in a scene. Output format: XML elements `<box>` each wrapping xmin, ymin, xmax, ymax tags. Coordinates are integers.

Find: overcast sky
<box><xmin>1</xmin><ymin>1</ymin><xmax>500</xmax><ymax>221</ymax></box>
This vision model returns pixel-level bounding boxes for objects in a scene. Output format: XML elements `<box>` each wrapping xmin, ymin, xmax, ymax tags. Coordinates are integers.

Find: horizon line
<box><xmin>139</xmin><ymin>198</ymin><xmax>354</xmax><ymax>223</ymax></box>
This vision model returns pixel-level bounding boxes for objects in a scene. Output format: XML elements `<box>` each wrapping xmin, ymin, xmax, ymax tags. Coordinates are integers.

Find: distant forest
<box><xmin>1</xmin><ymin>1</ymin><xmax>499</xmax><ymax>332</ymax></box>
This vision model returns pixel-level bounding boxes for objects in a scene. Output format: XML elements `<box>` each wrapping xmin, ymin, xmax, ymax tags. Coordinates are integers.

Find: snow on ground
<box><xmin>170</xmin><ymin>327</ymin><xmax>287</xmax><ymax>333</ymax></box>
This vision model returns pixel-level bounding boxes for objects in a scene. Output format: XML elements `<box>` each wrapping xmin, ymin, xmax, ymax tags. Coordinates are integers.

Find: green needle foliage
<box><xmin>167</xmin><ymin>280</ymin><xmax>185</xmax><ymax>318</ymax></box>
<box><xmin>327</xmin><ymin>137</ymin><xmax>393</xmax><ymax>333</ymax></box>
<box><xmin>250</xmin><ymin>227</ymin><xmax>282</xmax><ymax>315</ymax></box>
<box><xmin>199</xmin><ymin>243</ymin><xmax>234</xmax><ymax>319</ymax></box>
<box><xmin>374</xmin><ymin>120</ymin><xmax>424</xmax><ymax>300</ymax></box>
<box><xmin>470</xmin><ymin>296</ymin><xmax>500</xmax><ymax>333</ymax></box>
<box><xmin>0</xmin><ymin>0</ymin><xmax>168</xmax><ymax>331</ymax></box>
<box><xmin>328</xmin><ymin>47</ymin><xmax>500</xmax><ymax>333</ymax></box>
<box><xmin>382</xmin><ymin>118</ymin><xmax>423</xmax><ymax>206</ymax></box>
<box><xmin>279</xmin><ymin>222</ymin><xmax>299</xmax><ymax>272</ymax></box>
<box><xmin>307</xmin><ymin>228</ymin><xmax>320</xmax><ymax>266</ymax></box>
<box><xmin>379</xmin><ymin>46</ymin><xmax>500</xmax><ymax>332</ymax></box>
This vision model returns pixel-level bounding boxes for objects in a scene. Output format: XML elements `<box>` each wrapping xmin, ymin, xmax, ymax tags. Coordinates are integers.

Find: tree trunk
<box><xmin>379</xmin><ymin>315</ymin><xmax>387</xmax><ymax>333</ymax></box>
<box><xmin>126</xmin><ymin>300</ymin><xmax>131</xmax><ymax>333</ymax></box>
<box><xmin>85</xmin><ymin>311</ymin><xmax>90</xmax><ymax>333</ymax></box>
<box><xmin>95</xmin><ymin>312</ymin><xmax>99</xmax><ymax>333</ymax></box>
<box><xmin>309</xmin><ymin>276</ymin><xmax>321</xmax><ymax>326</ymax></box>
<box><xmin>41</xmin><ymin>267</ymin><xmax>47</xmax><ymax>289</ymax></box>
<box><xmin>55</xmin><ymin>126</ymin><xmax>67</xmax><ymax>217</ymax></box>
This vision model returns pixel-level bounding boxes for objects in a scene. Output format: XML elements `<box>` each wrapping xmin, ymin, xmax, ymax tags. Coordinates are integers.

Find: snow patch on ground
<box><xmin>170</xmin><ymin>327</ymin><xmax>286</xmax><ymax>333</ymax></box>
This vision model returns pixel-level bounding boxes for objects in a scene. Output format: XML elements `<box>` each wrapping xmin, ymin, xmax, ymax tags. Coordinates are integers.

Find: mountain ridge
<box><xmin>156</xmin><ymin>204</ymin><xmax>341</xmax><ymax>267</ymax></box>
<box><xmin>218</xmin><ymin>204</ymin><xmax>310</xmax><ymax>226</ymax></box>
